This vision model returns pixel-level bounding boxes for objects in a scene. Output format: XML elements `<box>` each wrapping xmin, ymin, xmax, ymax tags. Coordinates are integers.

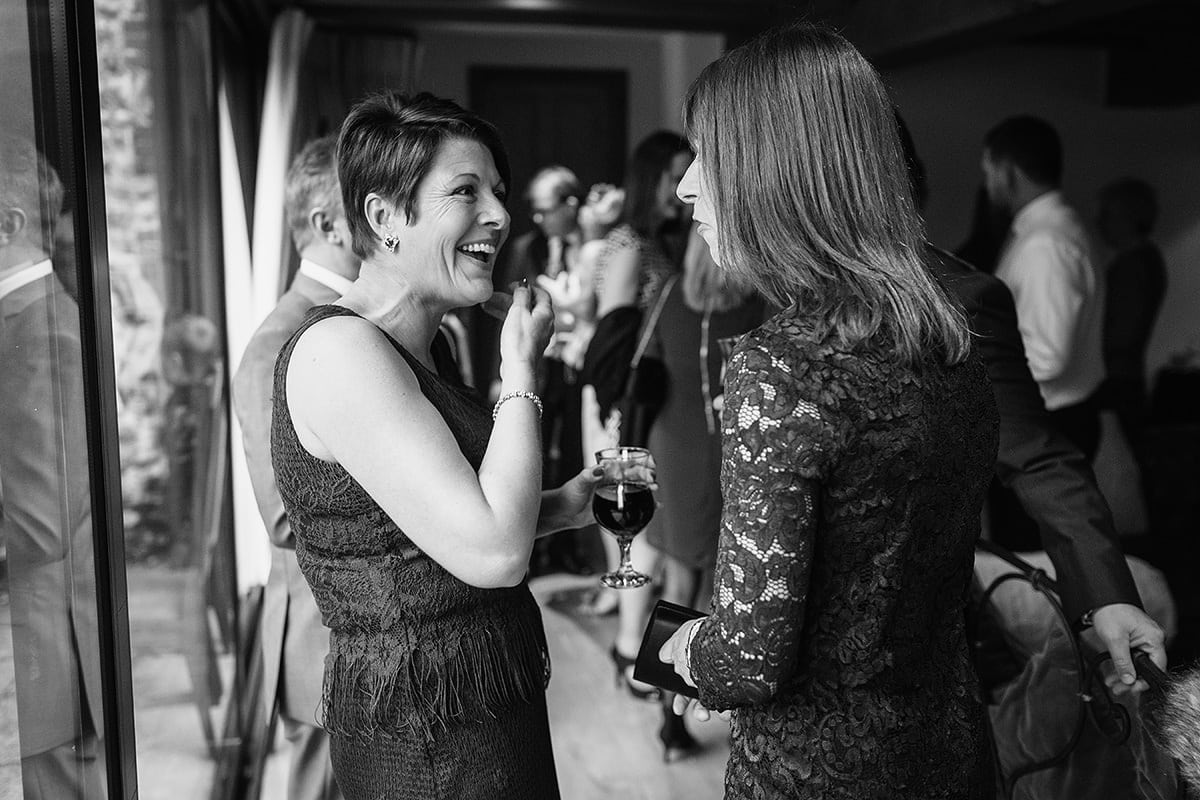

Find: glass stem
<box><xmin>617</xmin><ymin>535</ymin><xmax>633</xmax><ymax>571</ymax></box>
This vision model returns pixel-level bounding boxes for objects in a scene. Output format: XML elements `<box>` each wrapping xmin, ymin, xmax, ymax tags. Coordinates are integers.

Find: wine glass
<box><xmin>594</xmin><ymin>446</ymin><xmax>656</xmax><ymax>589</ymax></box>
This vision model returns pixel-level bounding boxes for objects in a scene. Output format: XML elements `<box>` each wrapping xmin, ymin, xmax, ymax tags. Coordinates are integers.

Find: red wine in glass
<box><xmin>594</xmin><ymin>446</ymin><xmax>657</xmax><ymax>589</ymax></box>
<box><xmin>593</xmin><ymin>481</ymin><xmax>655</xmax><ymax>535</ymax></box>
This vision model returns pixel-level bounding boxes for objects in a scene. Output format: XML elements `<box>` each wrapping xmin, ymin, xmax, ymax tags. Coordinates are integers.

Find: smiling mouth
<box><xmin>457</xmin><ymin>242</ymin><xmax>497</xmax><ymax>264</ymax></box>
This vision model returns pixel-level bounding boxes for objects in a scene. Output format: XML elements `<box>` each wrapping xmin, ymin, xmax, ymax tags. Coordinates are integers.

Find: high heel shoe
<box><xmin>610</xmin><ymin>645</ymin><xmax>662</xmax><ymax>702</ymax></box>
<box><xmin>659</xmin><ymin>704</ymin><xmax>700</xmax><ymax>763</ymax></box>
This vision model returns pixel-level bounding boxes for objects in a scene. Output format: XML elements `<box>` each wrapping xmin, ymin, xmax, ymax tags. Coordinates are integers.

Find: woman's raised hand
<box><xmin>499</xmin><ymin>283</ymin><xmax>555</xmax><ymax>385</ymax></box>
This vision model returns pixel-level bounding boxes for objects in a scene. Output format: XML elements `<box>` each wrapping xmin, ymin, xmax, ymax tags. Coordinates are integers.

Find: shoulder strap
<box><xmin>631</xmin><ymin>274</ymin><xmax>677</xmax><ymax>368</ymax></box>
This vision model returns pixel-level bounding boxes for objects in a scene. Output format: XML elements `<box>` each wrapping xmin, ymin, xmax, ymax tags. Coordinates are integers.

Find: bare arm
<box><xmin>286</xmin><ymin>290</ymin><xmax>553</xmax><ymax>589</ymax></box>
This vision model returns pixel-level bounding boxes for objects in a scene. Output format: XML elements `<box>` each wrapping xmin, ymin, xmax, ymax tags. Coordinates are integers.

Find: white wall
<box><xmin>887</xmin><ymin>45</ymin><xmax>1200</xmax><ymax>533</ymax></box>
<box><xmin>412</xmin><ymin>22</ymin><xmax>722</xmax><ymax>151</ymax></box>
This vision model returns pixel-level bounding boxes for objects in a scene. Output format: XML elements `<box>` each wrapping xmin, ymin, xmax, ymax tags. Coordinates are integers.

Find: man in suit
<box><xmin>930</xmin><ymin>246</ymin><xmax>1164</xmax><ymax>684</ymax></box>
<box><xmin>478</xmin><ymin>166</ymin><xmax>592</xmax><ymax>575</ymax></box>
<box><xmin>482</xmin><ymin>165</ymin><xmax>585</xmax><ymax>395</ymax></box>
<box><xmin>232</xmin><ymin>136</ymin><xmax>355</xmax><ymax>800</ymax></box>
<box><xmin>898</xmin><ymin>121</ymin><xmax>1165</xmax><ymax>685</ymax></box>
<box><xmin>0</xmin><ymin>135</ymin><xmax>105</xmax><ymax>798</ymax></box>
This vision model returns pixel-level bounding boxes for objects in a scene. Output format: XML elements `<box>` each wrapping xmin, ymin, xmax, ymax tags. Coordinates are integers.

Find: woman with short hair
<box><xmin>659</xmin><ymin>23</ymin><xmax>1000</xmax><ymax>799</ymax></box>
<box><xmin>272</xmin><ymin>91</ymin><xmax>597</xmax><ymax>800</ymax></box>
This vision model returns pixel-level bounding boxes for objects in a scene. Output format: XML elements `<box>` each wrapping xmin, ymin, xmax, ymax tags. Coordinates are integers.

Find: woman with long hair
<box><xmin>659</xmin><ymin>23</ymin><xmax>999</xmax><ymax>799</ymax></box>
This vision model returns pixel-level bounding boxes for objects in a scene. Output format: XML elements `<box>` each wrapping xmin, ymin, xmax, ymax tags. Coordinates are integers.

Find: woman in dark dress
<box><xmin>643</xmin><ymin>225</ymin><xmax>764</xmax><ymax>757</ymax></box>
<box><xmin>271</xmin><ymin>92</ymin><xmax>599</xmax><ymax>800</ymax></box>
<box><xmin>659</xmin><ymin>24</ymin><xmax>1000</xmax><ymax>799</ymax></box>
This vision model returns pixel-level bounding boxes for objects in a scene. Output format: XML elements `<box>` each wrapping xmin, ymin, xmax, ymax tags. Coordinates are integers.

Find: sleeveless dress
<box><xmin>644</xmin><ymin>289</ymin><xmax>766</xmax><ymax>569</ymax></box>
<box><xmin>271</xmin><ymin>305</ymin><xmax>559</xmax><ymax>800</ymax></box>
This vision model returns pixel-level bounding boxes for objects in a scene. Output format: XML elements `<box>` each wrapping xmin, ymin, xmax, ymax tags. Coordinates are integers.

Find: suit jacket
<box><xmin>0</xmin><ymin>269</ymin><xmax>104</xmax><ymax>755</ymax></box>
<box><xmin>231</xmin><ymin>273</ymin><xmax>335</xmax><ymax>725</ymax></box>
<box><xmin>928</xmin><ymin>245</ymin><xmax>1141</xmax><ymax>621</ymax></box>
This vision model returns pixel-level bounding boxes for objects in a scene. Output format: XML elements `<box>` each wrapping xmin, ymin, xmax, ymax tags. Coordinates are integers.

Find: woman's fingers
<box><xmin>670</xmin><ymin>694</ymin><xmax>712</xmax><ymax>722</ymax></box>
<box><xmin>531</xmin><ymin>286</ymin><xmax>554</xmax><ymax>322</ymax></box>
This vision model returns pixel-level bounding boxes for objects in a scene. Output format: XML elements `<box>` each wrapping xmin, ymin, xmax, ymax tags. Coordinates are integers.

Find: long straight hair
<box><xmin>683</xmin><ymin>23</ymin><xmax>970</xmax><ymax>367</ymax></box>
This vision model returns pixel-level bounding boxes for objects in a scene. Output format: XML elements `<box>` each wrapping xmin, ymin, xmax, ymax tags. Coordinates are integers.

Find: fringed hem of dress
<box><xmin>317</xmin><ymin>599</ymin><xmax>551</xmax><ymax>743</ymax></box>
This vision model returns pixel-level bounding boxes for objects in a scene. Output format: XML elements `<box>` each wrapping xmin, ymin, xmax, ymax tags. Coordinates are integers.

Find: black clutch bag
<box><xmin>633</xmin><ymin>600</ymin><xmax>707</xmax><ymax>699</ymax></box>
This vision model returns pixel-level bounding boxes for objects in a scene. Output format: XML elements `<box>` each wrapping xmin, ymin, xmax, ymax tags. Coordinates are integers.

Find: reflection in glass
<box><xmin>0</xmin><ymin>136</ymin><xmax>107</xmax><ymax>796</ymax></box>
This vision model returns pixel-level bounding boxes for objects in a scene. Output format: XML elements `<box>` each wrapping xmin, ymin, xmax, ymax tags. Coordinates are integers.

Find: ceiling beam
<box><xmin>279</xmin><ymin>0</ymin><xmax>778</xmax><ymax>34</ymax></box>
<box><xmin>805</xmin><ymin>0</ymin><xmax>1161</xmax><ymax>66</ymax></box>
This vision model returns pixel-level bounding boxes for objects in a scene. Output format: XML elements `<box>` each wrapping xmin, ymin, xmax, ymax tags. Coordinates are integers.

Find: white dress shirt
<box><xmin>995</xmin><ymin>191</ymin><xmax>1106</xmax><ymax>411</ymax></box>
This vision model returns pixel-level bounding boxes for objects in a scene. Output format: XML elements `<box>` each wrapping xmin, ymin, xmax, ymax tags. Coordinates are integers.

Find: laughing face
<box><xmin>391</xmin><ymin>137</ymin><xmax>510</xmax><ymax>306</ymax></box>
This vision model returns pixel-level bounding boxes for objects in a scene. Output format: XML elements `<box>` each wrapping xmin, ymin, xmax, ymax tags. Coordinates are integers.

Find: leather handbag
<box><xmin>633</xmin><ymin>599</ymin><xmax>706</xmax><ymax>699</ymax></box>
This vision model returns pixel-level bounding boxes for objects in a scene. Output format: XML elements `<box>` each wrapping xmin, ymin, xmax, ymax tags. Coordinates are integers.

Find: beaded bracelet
<box><xmin>492</xmin><ymin>390</ymin><xmax>543</xmax><ymax>422</ymax></box>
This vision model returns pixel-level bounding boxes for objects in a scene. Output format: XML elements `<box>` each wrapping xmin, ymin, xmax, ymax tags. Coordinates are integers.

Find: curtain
<box><xmin>250</xmin><ymin>9</ymin><xmax>314</xmax><ymax>331</ymax></box>
<box><xmin>219</xmin><ymin>84</ymin><xmax>271</xmax><ymax>592</ymax></box>
<box><xmin>218</xmin><ymin>12</ymin><xmax>421</xmax><ymax>590</ymax></box>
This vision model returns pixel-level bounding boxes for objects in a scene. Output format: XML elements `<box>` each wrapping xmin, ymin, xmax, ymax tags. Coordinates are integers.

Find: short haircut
<box><xmin>983</xmin><ymin>115</ymin><xmax>1063</xmax><ymax>187</ymax></box>
<box><xmin>620</xmin><ymin>130</ymin><xmax>691</xmax><ymax>240</ymax></box>
<box><xmin>525</xmin><ymin>165</ymin><xmax>583</xmax><ymax>207</ymax></box>
<box><xmin>683</xmin><ymin>22</ymin><xmax>970</xmax><ymax>367</ymax></box>
<box><xmin>337</xmin><ymin>91</ymin><xmax>511</xmax><ymax>260</ymax></box>
<box><xmin>1100</xmin><ymin>177</ymin><xmax>1158</xmax><ymax>236</ymax></box>
<box><xmin>285</xmin><ymin>135</ymin><xmax>343</xmax><ymax>251</ymax></box>
<box><xmin>0</xmin><ymin>133</ymin><xmax>63</xmax><ymax>249</ymax></box>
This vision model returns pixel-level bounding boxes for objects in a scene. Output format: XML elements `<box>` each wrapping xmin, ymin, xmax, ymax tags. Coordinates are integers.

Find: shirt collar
<box><xmin>297</xmin><ymin>258</ymin><xmax>354</xmax><ymax>298</ymax></box>
<box><xmin>0</xmin><ymin>258</ymin><xmax>53</xmax><ymax>304</ymax></box>
<box><xmin>1011</xmin><ymin>190</ymin><xmax>1064</xmax><ymax>238</ymax></box>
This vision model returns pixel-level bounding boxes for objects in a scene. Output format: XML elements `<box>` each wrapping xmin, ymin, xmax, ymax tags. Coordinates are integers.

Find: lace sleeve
<box><xmin>687</xmin><ymin>340</ymin><xmax>840</xmax><ymax>710</ymax></box>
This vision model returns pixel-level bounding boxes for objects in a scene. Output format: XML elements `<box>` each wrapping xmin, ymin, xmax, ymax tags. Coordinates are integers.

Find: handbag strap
<box><xmin>631</xmin><ymin>274</ymin><xmax>677</xmax><ymax>368</ymax></box>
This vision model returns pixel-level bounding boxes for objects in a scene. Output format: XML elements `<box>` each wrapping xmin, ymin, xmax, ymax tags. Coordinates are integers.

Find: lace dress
<box><xmin>687</xmin><ymin>306</ymin><xmax>999</xmax><ymax>799</ymax></box>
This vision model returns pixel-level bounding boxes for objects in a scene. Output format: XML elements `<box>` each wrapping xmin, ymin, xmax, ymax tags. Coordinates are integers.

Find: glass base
<box><xmin>600</xmin><ymin>568</ymin><xmax>651</xmax><ymax>589</ymax></box>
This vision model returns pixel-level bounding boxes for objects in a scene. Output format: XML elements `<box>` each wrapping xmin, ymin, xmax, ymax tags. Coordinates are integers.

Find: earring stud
<box><xmin>383</xmin><ymin>232</ymin><xmax>399</xmax><ymax>253</ymax></box>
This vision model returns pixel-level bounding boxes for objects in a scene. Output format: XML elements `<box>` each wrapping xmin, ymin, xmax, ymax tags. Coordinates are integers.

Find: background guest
<box><xmin>982</xmin><ymin>115</ymin><xmax>1106</xmax><ymax>459</ymax></box>
<box><xmin>0</xmin><ymin>134</ymin><xmax>105</xmax><ymax>800</ymax></box>
<box><xmin>642</xmin><ymin>225</ymin><xmax>765</xmax><ymax>759</ymax></box>
<box><xmin>1097</xmin><ymin>176</ymin><xmax>1167</xmax><ymax>458</ymax></box>
<box><xmin>232</xmin><ymin>135</ymin><xmax>355</xmax><ymax>800</ymax></box>
<box><xmin>579</xmin><ymin>131</ymin><xmax>691</xmax><ymax>630</ymax></box>
<box><xmin>897</xmin><ymin>117</ymin><xmax>1166</xmax><ymax>689</ymax></box>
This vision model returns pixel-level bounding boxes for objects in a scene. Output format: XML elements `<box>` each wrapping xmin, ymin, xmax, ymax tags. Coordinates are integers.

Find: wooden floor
<box><xmin>532</xmin><ymin>574</ymin><xmax>731</xmax><ymax>800</ymax></box>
